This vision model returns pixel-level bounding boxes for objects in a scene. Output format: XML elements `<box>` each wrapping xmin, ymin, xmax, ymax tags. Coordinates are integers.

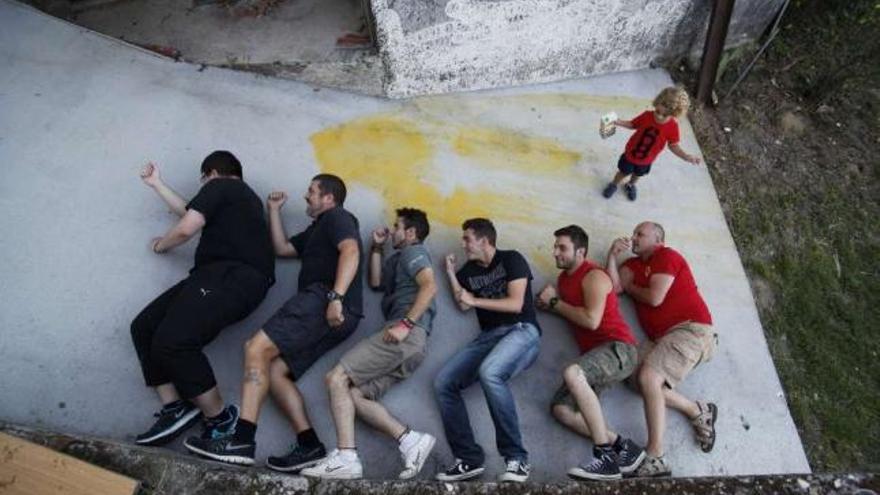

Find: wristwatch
<box><xmin>549</xmin><ymin>296</ymin><xmax>559</xmax><ymax>309</ymax></box>
<box><xmin>326</xmin><ymin>290</ymin><xmax>344</xmax><ymax>303</ymax></box>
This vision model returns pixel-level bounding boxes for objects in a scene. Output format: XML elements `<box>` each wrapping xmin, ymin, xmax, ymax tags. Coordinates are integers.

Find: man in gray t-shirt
<box><xmin>301</xmin><ymin>208</ymin><xmax>438</xmax><ymax>481</ymax></box>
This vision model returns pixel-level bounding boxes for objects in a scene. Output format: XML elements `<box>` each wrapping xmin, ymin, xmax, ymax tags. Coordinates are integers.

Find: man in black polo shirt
<box><xmin>184</xmin><ymin>173</ymin><xmax>363</xmax><ymax>470</ymax></box>
<box><xmin>131</xmin><ymin>151</ymin><xmax>274</xmax><ymax>448</ymax></box>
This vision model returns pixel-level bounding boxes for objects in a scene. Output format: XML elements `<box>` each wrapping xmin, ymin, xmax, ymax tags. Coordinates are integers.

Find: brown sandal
<box><xmin>691</xmin><ymin>401</ymin><xmax>717</xmax><ymax>453</ymax></box>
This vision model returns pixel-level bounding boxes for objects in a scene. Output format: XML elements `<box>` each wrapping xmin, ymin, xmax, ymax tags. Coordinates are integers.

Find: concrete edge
<box><xmin>1</xmin><ymin>422</ymin><xmax>876</xmax><ymax>495</ymax></box>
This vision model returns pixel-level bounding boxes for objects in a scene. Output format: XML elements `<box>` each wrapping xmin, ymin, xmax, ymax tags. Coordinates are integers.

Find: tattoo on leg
<box><xmin>245</xmin><ymin>369</ymin><xmax>263</xmax><ymax>386</ymax></box>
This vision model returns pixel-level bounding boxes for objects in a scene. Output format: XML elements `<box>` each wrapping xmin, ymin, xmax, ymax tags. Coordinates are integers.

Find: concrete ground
<box><xmin>0</xmin><ymin>0</ymin><xmax>809</xmax><ymax>482</ymax></box>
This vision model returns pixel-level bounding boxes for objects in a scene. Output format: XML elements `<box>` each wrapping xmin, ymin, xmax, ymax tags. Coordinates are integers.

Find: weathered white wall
<box><xmin>372</xmin><ymin>0</ymin><xmax>784</xmax><ymax>98</ymax></box>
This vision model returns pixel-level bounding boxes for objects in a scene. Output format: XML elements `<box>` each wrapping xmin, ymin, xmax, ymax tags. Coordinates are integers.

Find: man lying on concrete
<box><xmin>131</xmin><ymin>151</ymin><xmax>274</xmax><ymax>447</ymax></box>
<box><xmin>435</xmin><ymin>218</ymin><xmax>541</xmax><ymax>483</ymax></box>
<box><xmin>536</xmin><ymin>225</ymin><xmax>645</xmax><ymax>480</ymax></box>
<box><xmin>606</xmin><ymin>221</ymin><xmax>718</xmax><ymax>477</ymax></box>
<box><xmin>302</xmin><ymin>208</ymin><xmax>438</xmax><ymax>480</ymax></box>
<box><xmin>184</xmin><ymin>174</ymin><xmax>364</xmax><ymax>470</ymax></box>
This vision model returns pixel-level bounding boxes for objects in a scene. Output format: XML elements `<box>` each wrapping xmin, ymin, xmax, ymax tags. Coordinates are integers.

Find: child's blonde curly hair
<box><xmin>653</xmin><ymin>87</ymin><xmax>690</xmax><ymax>117</ymax></box>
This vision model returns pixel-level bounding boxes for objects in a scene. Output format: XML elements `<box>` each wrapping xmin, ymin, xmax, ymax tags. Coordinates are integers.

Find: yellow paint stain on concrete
<box><xmin>311</xmin><ymin>114</ymin><xmax>541</xmax><ymax>228</ymax></box>
<box><xmin>452</xmin><ymin>126</ymin><xmax>581</xmax><ymax>174</ymax></box>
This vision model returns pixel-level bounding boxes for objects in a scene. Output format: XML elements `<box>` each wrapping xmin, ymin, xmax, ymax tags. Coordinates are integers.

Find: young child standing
<box><xmin>602</xmin><ymin>87</ymin><xmax>702</xmax><ymax>201</ymax></box>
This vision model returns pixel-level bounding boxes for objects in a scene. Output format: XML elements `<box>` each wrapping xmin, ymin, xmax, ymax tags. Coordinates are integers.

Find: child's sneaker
<box><xmin>602</xmin><ymin>183</ymin><xmax>618</xmax><ymax>198</ymax></box>
<box><xmin>624</xmin><ymin>183</ymin><xmax>638</xmax><ymax>201</ymax></box>
<box><xmin>435</xmin><ymin>459</ymin><xmax>484</xmax><ymax>481</ymax></box>
<box><xmin>300</xmin><ymin>449</ymin><xmax>363</xmax><ymax>480</ymax></box>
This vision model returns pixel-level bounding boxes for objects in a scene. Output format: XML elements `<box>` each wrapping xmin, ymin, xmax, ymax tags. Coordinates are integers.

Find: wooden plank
<box><xmin>0</xmin><ymin>432</ymin><xmax>138</xmax><ymax>495</ymax></box>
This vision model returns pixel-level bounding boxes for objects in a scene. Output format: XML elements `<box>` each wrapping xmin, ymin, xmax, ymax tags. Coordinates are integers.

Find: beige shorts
<box><xmin>339</xmin><ymin>323</ymin><xmax>427</xmax><ymax>400</ymax></box>
<box><xmin>641</xmin><ymin>321</ymin><xmax>717</xmax><ymax>389</ymax></box>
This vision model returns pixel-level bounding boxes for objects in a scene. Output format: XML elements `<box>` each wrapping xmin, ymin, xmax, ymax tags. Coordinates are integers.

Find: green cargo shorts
<box><xmin>550</xmin><ymin>340</ymin><xmax>638</xmax><ymax>408</ymax></box>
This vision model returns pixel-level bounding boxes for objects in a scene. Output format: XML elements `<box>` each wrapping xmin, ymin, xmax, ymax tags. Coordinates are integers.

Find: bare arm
<box><xmin>624</xmin><ymin>273</ymin><xmax>675</xmax><ymax>307</ymax></box>
<box><xmin>668</xmin><ymin>142</ymin><xmax>701</xmax><ymax>164</ymax></box>
<box><xmin>368</xmin><ymin>227</ymin><xmax>389</xmax><ymax>289</ymax></box>
<box><xmin>140</xmin><ymin>162</ymin><xmax>188</xmax><ymax>217</ymax></box>
<box><xmin>462</xmin><ymin>278</ymin><xmax>527</xmax><ymax>314</ymax></box>
<box><xmin>405</xmin><ymin>268</ymin><xmax>437</xmax><ymax>323</ymax></box>
<box><xmin>325</xmin><ymin>238</ymin><xmax>360</xmax><ymax>328</ymax></box>
<box><xmin>614</xmin><ymin>119</ymin><xmax>636</xmax><ymax>130</ymax></box>
<box><xmin>605</xmin><ymin>237</ymin><xmax>631</xmax><ymax>294</ymax></box>
<box><xmin>552</xmin><ymin>270</ymin><xmax>611</xmax><ymax>331</ymax></box>
<box><xmin>151</xmin><ymin>209</ymin><xmax>206</xmax><ymax>253</ymax></box>
<box><xmin>445</xmin><ymin>254</ymin><xmax>472</xmax><ymax>311</ymax></box>
<box><xmin>266</xmin><ymin>191</ymin><xmax>297</xmax><ymax>258</ymax></box>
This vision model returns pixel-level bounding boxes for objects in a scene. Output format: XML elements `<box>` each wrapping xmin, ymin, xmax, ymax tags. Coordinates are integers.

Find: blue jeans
<box><xmin>433</xmin><ymin>322</ymin><xmax>540</xmax><ymax>466</ymax></box>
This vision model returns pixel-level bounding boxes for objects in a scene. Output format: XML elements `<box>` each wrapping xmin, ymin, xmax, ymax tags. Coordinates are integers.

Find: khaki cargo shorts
<box><xmin>339</xmin><ymin>323</ymin><xmax>427</xmax><ymax>400</ymax></box>
<box><xmin>551</xmin><ymin>340</ymin><xmax>638</xmax><ymax>408</ymax></box>
<box><xmin>641</xmin><ymin>321</ymin><xmax>717</xmax><ymax>389</ymax></box>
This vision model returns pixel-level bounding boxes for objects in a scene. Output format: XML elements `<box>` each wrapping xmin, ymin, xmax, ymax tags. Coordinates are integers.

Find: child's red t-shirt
<box><xmin>624</xmin><ymin>111</ymin><xmax>681</xmax><ymax>166</ymax></box>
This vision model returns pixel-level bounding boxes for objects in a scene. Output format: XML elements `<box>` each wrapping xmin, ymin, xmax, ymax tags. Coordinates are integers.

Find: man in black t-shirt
<box><xmin>434</xmin><ymin>218</ymin><xmax>541</xmax><ymax>483</ymax></box>
<box><xmin>131</xmin><ymin>151</ymin><xmax>274</xmax><ymax>448</ymax></box>
<box><xmin>184</xmin><ymin>173</ymin><xmax>363</xmax><ymax>471</ymax></box>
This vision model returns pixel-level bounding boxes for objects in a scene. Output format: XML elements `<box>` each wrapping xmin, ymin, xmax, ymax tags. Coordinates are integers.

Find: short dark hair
<box><xmin>201</xmin><ymin>150</ymin><xmax>242</xmax><ymax>178</ymax></box>
<box><xmin>312</xmin><ymin>174</ymin><xmax>347</xmax><ymax>205</ymax></box>
<box><xmin>462</xmin><ymin>218</ymin><xmax>496</xmax><ymax>246</ymax></box>
<box><xmin>397</xmin><ymin>207</ymin><xmax>430</xmax><ymax>241</ymax></box>
<box><xmin>554</xmin><ymin>225</ymin><xmax>589</xmax><ymax>254</ymax></box>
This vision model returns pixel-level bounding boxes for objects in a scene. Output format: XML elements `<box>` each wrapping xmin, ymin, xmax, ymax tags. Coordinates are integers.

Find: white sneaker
<box><xmin>398</xmin><ymin>431</ymin><xmax>436</xmax><ymax>479</ymax></box>
<box><xmin>300</xmin><ymin>449</ymin><xmax>363</xmax><ymax>480</ymax></box>
<box><xmin>498</xmin><ymin>459</ymin><xmax>530</xmax><ymax>482</ymax></box>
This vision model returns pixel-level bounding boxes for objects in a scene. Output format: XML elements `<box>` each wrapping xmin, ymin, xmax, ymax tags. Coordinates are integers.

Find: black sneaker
<box><xmin>183</xmin><ymin>435</ymin><xmax>255</xmax><ymax>466</ymax></box>
<box><xmin>567</xmin><ymin>445</ymin><xmax>622</xmax><ymax>481</ymax></box>
<box><xmin>196</xmin><ymin>404</ymin><xmax>240</xmax><ymax>440</ymax></box>
<box><xmin>602</xmin><ymin>183</ymin><xmax>618</xmax><ymax>198</ymax></box>
<box><xmin>498</xmin><ymin>459</ymin><xmax>530</xmax><ymax>482</ymax></box>
<box><xmin>435</xmin><ymin>459</ymin><xmax>485</xmax><ymax>481</ymax></box>
<box><xmin>134</xmin><ymin>401</ymin><xmax>201</xmax><ymax>446</ymax></box>
<box><xmin>615</xmin><ymin>437</ymin><xmax>646</xmax><ymax>475</ymax></box>
<box><xmin>624</xmin><ymin>183</ymin><xmax>637</xmax><ymax>201</ymax></box>
<box><xmin>266</xmin><ymin>443</ymin><xmax>327</xmax><ymax>473</ymax></box>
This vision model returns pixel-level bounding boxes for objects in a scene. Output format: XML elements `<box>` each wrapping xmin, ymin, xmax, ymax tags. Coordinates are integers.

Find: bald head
<box><xmin>632</xmin><ymin>221</ymin><xmax>665</xmax><ymax>257</ymax></box>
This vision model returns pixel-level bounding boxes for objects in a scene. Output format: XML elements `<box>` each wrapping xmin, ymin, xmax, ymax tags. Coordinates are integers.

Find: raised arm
<box><xmin>140</xmin><ymin>162</ymin><xmax>188</xmax><ymax>217</ymax></box>
<box><xmin>605</xmin><ymin>236</ymin><xmax>632</xmax><ymax>294</ymax></box>
<box><xmin>368</xmin><ymin>226</ymin><xmax>389</xmax><ymax>289</ymax></box>
<box><xmin>266</xmin><ymin>191</ymin><xmax>297</xmax><ymax>258</ymax></box>
<box><xmin>445</xmin><ymin>254</ymin><xmax>472</xmax><ymax>311</ymax></box>
<box><xmin>614</xmin><ymin>119</ymin><xmax>636</xmax><ymax>130</ymax></box>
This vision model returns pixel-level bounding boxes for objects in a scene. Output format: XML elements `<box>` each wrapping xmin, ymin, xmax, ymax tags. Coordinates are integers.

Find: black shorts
<box><xmin>263</xmin><ymin>282</ymin><xmax>361</xmax><ymax>379</ymax></box>
<box><xmin>617</xmin><ymin>155</ymin><xmax>652</xmax><ymax>176</ymax></box>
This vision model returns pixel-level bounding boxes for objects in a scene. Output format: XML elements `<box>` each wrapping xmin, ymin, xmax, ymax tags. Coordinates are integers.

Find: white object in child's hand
<box><xmin>600</xmin><ymin>112</ymin><xmax>618</xmax><ymax>139</ymax></box>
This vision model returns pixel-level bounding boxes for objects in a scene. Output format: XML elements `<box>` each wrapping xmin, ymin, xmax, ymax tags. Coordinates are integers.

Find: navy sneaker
<box><xmin>624</xmin><ymin>183</ymin><xmax>637</xmax><ymax>201</ymax></box>
<box><xmin>615</xmin><ymin>437</ymin><xmax>646</xmax><ymax>475</ymax></box>
<box><xmin>602</xmin><ymin>183</ymin><xmax>618</xmax><ymax>198</ymax></box>
<box><xmin>567</xmin><ymin>445</ymin><xmax>621</xmax><ymax>481</ymax></box>
<box><xmin>266</xmin><ymin>442</ymin><xmax>327</xmax><ymax>473</ymax></box>
<box><xmin>183</xmin><ymin>435</ymin><xmax>255</xmax><ymax>466</ymax></box>
<box><xmin>435</xmin><ymin>459</ymin><xmax>485</xmax><ymax>481</ymax></box>
<box><xmin>134</xmin><ymin>401</ymin><xmax>201</xmax><ymax>446</ymax></box>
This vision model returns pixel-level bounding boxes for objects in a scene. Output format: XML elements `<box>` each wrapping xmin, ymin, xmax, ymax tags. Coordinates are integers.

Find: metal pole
<box><xmin>696</xmin><ymin>0</ymin><xmax>736</xmax><ymax>105</ymax></box>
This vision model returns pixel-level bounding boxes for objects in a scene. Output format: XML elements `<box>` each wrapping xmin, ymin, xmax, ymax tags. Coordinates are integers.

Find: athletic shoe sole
<box><xmin>435</xmin><ymin>467</ymin><xmax>485</xmax><ymax>482</ymax></box>
<box><xmin>567</xmin><ymin>467</ymin><xmax>623</xmax><ymax>481</ymax></box>
<box><xmin>182</xmin><ymin>439</ymin><xmax>255</xmax><ymax>466</ymax></box>
<box><xmin>134</xmin><ymin>408</ymin><xmax>201</xmax><ymax>446</ymax></box>
<box><xmin>399</xmin><ymin>434</ymin><xmax>436</xmax><ymax>480</ymax></box>
<box><xmin>265</xmin><ymin>456</ymin><xmax>325</xmax><ymax>473</ymax></box>
<box><xmin>619</xmin><ymin>449</ymin><xmax>647</xmax><ymax>475</ymax></box>
<box><xmin>498</xmin><ymin>472</ymin><xmax>529</xmax><ymax>483</ymax></box>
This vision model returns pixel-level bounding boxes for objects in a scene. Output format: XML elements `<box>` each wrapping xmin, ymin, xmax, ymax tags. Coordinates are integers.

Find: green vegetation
<box><xmin>686</xmin><ymin>0</ymin><xmax>880</xmax><ymax>471</ymax></box>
